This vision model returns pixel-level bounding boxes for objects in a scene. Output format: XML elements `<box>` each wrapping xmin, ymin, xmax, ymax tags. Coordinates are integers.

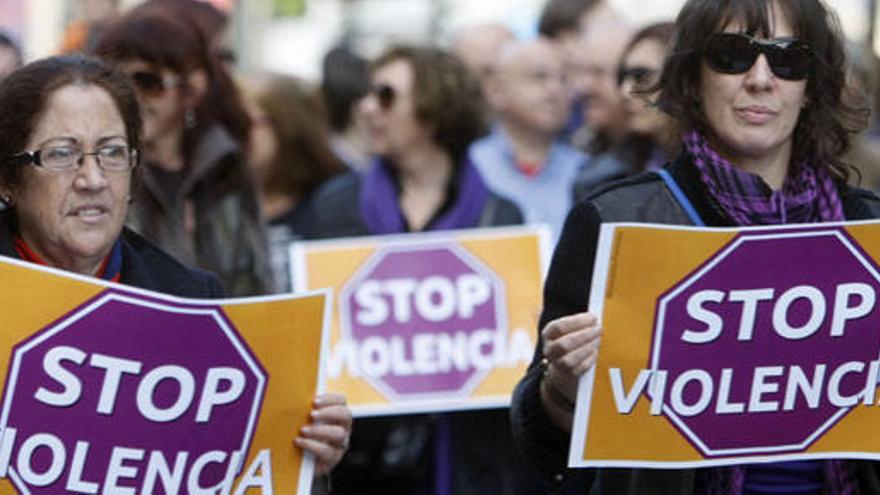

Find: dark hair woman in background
<box><xmin>94</xmin><ymin>7</ymin><xmax>271</xmax><ymax>296</ymax></box>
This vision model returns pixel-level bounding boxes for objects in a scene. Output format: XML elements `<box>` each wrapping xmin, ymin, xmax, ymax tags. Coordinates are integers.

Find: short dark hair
<box><xmin>0</xmin><ymin>55</ymin><xmax>141</xmax><ymax>190</ymax></box>
<box><xmin>371</xmin><ymin>45</ymin><xmax>486</xmax><ymax>164</ymax></box>
<box><xmin>537</xmin><ymin>0</ymin><xmax>600</xmax><ymax>38</ymax></box>
<box><xmin>656</xmin><ymin>0</ymin><xmax>866</xmax><ymax>180</ymax></box>
<box><xmin>321</xmin><ymin>46</ymin><xmax>369</xmax><ymax>132</ymax></box>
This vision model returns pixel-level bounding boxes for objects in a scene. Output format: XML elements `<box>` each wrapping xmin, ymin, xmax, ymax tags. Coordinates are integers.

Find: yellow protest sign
<box><xmin>571</xmin><ymin>220</ymin><xmax>880</xmax><ymax>468</ymax></box>
<box><xmin>291</xmin><ymin>226</ymin><xmax>548</xmax><ymax>416</ymax></box>
<box><xmin>0</xmin><ymin>255</ymin><xmax>328</xmax><ymax>494</ymax></box>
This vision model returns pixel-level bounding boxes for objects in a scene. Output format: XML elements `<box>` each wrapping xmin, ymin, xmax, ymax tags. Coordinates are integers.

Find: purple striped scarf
<box><xmin>683</xmin><ymin>131</ymin><xmax>844</xmax><ymax>225</ymax></box>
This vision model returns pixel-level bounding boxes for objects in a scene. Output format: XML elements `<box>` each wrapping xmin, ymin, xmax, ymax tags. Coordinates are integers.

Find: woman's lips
<box><xmin>735</xmin><ymin>106</ymin><xmax>778</xmax><ymax>125</ymax></box>
<box><xmin>69</xmin><ymin>205</ymin><xmax>109</xmax><ymax>223</ymax></box>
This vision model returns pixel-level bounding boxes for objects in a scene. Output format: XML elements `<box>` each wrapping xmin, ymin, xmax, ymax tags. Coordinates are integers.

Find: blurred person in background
<box><xmin>843</xmin><ymin>42</ymin><xmax>880</xmax><ymax>192</ymax></box>
<box><xmin>94</xmin><ymin>9</ymin><xmax>272</xmax><ymax>296</ymax></box>
<box><xmin>59</xmin><ymin>0</ymin><xmax>121</xmax><ymax>54</ymax></box>
<box><xmin>306</xmin><ymin>45</ymin><xmax>543</xmax><ymax>495</ymax></box>
<box><xmin>0</xmin><ymin>31</ymin><xmax>22</xmax><ymax>82</ymax></box>
<box><xmin>470</xmin><ymin>38</ymin><xmax>587</xmax><ymax>242</ymax></box>
<box><xmin>451</xmin><ymin>23</ymin><xmax>516</xmax><ymax>85</ymax></box>
<box><xmin>242</xmin><ymin>73</ymin><xmax>346</xmax><ymax>292</ymax></box>
<box><xmin>573</xmin><ymin>21</ymin><xmax>679</xmax><ymax>198</ymax></box>
<box><xmin>538</xmin><ymin>0</ymin><xmax>626</xmax><ymax>142</ymax></box>
<box><xmin>322</xmin><ymin>46</ymin><xmax>372</xmax><ymax>171</ymax></box>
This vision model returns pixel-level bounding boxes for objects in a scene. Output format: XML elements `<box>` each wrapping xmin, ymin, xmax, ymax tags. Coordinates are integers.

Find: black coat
<box><xmin>0</xmin><ymin>209</ymin><xmax>224</xmax><ymax>298</ymax></box>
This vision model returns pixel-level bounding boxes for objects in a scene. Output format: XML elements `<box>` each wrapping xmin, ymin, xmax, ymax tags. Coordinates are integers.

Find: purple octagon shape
<box><xmin>340</xmin><ymin>243</ymin><xmax>507</xmax><ymax>401</ymax></box>
<box><xmin>652</xmin><ymin>229</ymin><xmax>880</xmax><ymax>458</ymax></box>
<box><xmin>0</xmin><ymin>290</ymin><xmax>267</xmax><ymax>494</ymax></box>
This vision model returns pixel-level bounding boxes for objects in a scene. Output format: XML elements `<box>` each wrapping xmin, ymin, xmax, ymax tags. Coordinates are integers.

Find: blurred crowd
<box><xmin>2</xmin><ymin>0</ymin><xmax>880</xmax><ymax>493</ymax></box>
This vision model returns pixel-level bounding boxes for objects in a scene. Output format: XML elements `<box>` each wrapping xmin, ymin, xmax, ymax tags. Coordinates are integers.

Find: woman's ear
<box><xmin>183</xmin><ymin>69</ymin><xmax>208</xmax><ymax>108</ymax></box>
<box><xmin>0</xmin><ymin>187</ymin><xmax>14</xmax><ymax>207</ymax></box>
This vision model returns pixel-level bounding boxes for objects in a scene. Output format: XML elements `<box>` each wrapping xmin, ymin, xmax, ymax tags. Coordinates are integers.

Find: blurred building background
<box><xmin>0</xmin><ymin>0</ymin><xmax>876</xmax><ymax>81</ymax></box>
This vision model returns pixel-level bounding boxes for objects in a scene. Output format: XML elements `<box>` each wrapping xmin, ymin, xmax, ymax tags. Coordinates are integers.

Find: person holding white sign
<box><xmin>511</xmin><ymin>0</ymin><xmax>880</xmax><ymax>493</ymax></box>
<box><xmin>0</xmin><ymin>55</ymin><xmax>352</xmax><ymax>488</ymax></box>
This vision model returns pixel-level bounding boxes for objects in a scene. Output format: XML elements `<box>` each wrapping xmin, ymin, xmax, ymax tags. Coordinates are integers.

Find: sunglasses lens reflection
<box><xmin>130</xmin><ymin>72</ymin><xmax>166</xmax><ymax>95</ymax></box>
<box><xmin>704</xmin><ymin>33</ymin><xmax>811</xmax><ymax>81</ymax></box>
<box><xmin>373</xmin><ymin>84</ymin><xmax>395</xmax><ymax>110</ymax></box>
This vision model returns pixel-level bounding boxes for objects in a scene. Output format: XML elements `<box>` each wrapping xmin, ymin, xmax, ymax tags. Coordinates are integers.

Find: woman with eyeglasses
<box><xmin>512</xmin><ymin>0</ymin><xmax>880</xmax><ymax>493</ymax></box>
<box><xmin>617</xmin><ymin>22</ymin><xmax>678</xmax><ymax>167</ymax></box>
<box><xmin>93</xmin><ymin>7</ymin><xmax>272</xmax><ymax>297</ymax></box>
<box><xmin>0</xmin><ymin>54</ymin><xmax>352</xmax><ymax>489</ymax></box>
<box><xmin>305</xmin><ymin>46</ymin><xmax>538</xmax><ymax>494</ymax></box>
<box><xmin>573</xmin><ymin>21</ymin><xmax>679</xmax><ymax>200</ymax></box>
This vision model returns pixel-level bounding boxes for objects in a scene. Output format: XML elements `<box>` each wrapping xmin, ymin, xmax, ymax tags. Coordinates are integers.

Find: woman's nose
<box><xmin>73</xmin><ymin>155</ymin><xmax>109</xmax><ymax>190</ymax></box>
<box><xmin>744</xmin><ymin>54</ymin><xmax>775</xmax><ymax>90</ymax></box>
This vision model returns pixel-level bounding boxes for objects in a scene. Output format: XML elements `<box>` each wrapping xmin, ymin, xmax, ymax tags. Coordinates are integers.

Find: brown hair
<box><xmin>246</xmin><ymin>73</ymin><xmax>346</xmax><ymax>199</ymax></box>
<box><xmin>537</xmin><ymin>0</ymin><xmax>601</xmax><ymax>38</ymax></box>
<box><xmin>94</xmin><ymin>8</ymin><xmax>251</xmax><ymax>155</ymax></box>
<box><xmin>0</xmin><ymin>54</ymin><xmax>141</xmax><ymax>190</ymax></box>
<box><xmin>371</xmin><ymin>45</ymin><xmax>486</xmax><ymax>164</ymax></box>
<box><xmin>655</xmin><ymin>0</ymin><xmax>868</xmax><ymax>180</ymax></box>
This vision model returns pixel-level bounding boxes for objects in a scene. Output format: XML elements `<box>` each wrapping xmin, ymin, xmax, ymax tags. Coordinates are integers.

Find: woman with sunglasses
<box><xmin>93</xmin><ymin>6</ymin><xmax>272</xmax><ymax>297</ymax></box>
<box><xmin>512</xmin><ymin>0</ymin><xmax>880</xmax><ymax>493</ymax></box>
<box><xmin>305</xmin><ymin>46</ymin><xmax>538</xmax><ymax>494</ymax></box>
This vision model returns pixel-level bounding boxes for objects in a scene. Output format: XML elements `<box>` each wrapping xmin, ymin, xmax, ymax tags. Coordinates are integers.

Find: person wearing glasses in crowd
<box><xmin>0</xmin><ymin>55</ymin><xmax>352</xmax><ymax>483</ymax></box>
<box><xmin>93</xmin><ymin>6</ymin><xmax>272</xmax><ymax>296</ymax></box>
<box><xmin>512</xmin><ymin>0</ymin><xmax>880</xmax><ymax>493</ymax></box>
<box><xmin>572</xmin><ymin>22</ymin><xmax>678</xmax><ymax>198</ymax></box>
<box><xmin>305</xmin><ymin>46</ymin><xmax>541</xmax><ymax>494</ymax></box>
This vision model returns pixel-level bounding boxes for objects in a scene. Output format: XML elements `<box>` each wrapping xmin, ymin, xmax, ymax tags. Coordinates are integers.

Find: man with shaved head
<box><xmin>469</xmin><ymin>38</ymin><xmax>587</xmax><ymax>242</ymax></box>
<box><xmin>451</xmin><ymin>23</ymin><xmax>515</xmax><ymax>84</ymax></box>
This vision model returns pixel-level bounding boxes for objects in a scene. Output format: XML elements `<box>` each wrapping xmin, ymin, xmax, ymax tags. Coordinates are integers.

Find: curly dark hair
<box><xmin>655</xmin><ymin>0</ymin><xmax>868</xmax><ymax>181</ymax></box>
<box><xmin>0</xmin><ymin>55</ymin><xmax>141</xmax><ymax>191</ymax></box>
<box><xmin>371</xmin><ymin>45</ymin><xmax>487</xmax><ymax>165</ymax></box>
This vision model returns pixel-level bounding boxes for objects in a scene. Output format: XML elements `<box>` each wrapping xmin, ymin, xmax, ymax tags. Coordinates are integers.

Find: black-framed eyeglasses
<box><xmin>370</xmin><ymin>83</ymin><xmax>396</xmax><ymax>110</ymax></box>
<box><xmin>128</xmin><ymin>70</ymin><xmax>179</xmax><ymax>96</ymax></box>
<box><xmin>617</xmin><ymin>65</ymin><xmax>659</xmax><ymax>89</ymax></box>
<box><xmin>10</xmin><ymin>145</ymin><xmax>139</xmax><ymax>172</ymax></box>
<box><xmin>704</xmin><ymin>32</ymin><xmax>812</xmax><ymax>81</ymax></box>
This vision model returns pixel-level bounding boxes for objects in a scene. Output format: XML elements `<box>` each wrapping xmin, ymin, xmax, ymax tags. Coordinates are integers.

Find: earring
<box><xmin>185</xmin><ymin>108</ymin><xmax>197</xmax><ymax>129</ymax></box>
<box><xmin>1</xmin><ymin>195</ymin><xmax>12</xmax><ymax>206</ymax></box>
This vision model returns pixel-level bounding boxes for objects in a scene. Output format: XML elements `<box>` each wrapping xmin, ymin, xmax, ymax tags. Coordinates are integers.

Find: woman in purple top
<box><xmin>512</xmin><ymin>0</ymin><xmax>880</xmax><ymax>493</ymax></box>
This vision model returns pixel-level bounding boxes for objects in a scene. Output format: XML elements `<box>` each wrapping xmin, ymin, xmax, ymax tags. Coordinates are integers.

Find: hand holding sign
<box><xmin>296</xmin><ymin>393</ymin><xmax>352</xmax><ymax>476</ymax></box>
<box><xmin>540</xmin><ymin>312</ymin><xmax>602</xmax><ymax>429</ymax></box>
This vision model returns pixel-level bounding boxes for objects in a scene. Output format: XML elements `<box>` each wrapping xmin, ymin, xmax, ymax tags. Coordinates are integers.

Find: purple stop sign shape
<box><xmin>0</xmin><ymin>290</ymin><xmax>267</xmax><ymax>494</ymax></box>
<box><xmin>651</xmin><ymin>229</ymin><xmax>880</xmax><ymax>457</ymax></box>
<box><xmin>340</xmin><ymin>243</ymin><xmax>507</xmax><ymax>401</ymax></box>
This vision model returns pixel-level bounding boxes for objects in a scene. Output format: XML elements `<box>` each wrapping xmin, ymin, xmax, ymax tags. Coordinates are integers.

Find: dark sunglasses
<box><xmin>617</xmin><ymin>66</ymin><xmax>658</xmax><ymax>89</ymax></box>
<box><xmin>128</xmin><ymin>71</ymin><xmax>179</xmax><ymax>96</ymax></box>
<box><xmin>704</xmin><ymin>32</ymin><xmax>812</xmax><ymax>81</ymax></box>
<box><xmin>371</xmin><ymin>83</ymin><xmax>396</xmax><ymax>110</ymax></box>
